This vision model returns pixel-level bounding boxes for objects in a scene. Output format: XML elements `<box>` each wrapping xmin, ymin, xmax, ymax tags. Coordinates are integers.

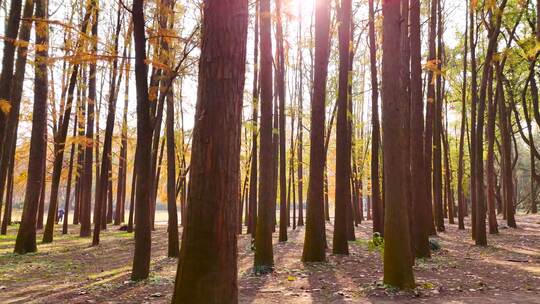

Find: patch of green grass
<box><xmin>88</xmin><ymin>265</ymin><xmax>131</xmax><ymax>280</ymax></box>
<box><xmin>0</xmin><ymin>234</ymin><xmax>17</xmax><ymax>241</ymax></box>
<box><xmin>356</xmin><ymin>233</ymin><xmax>385</xmax><ymax>255</ymax></box>
<box><xmin>114</xmin><ymin>232</ymin><xmax>134</xmax><ymax>239</ymax></box>
<box><xmin>148</xmin><ymin>275</ymin><xmax>174</xmax><ymax>285</ymax></box>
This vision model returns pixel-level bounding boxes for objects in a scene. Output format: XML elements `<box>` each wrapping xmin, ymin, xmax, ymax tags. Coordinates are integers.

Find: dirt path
<box><xmin>0</xmin><ymin>215</ymin><xmax>539</xmax><ymax>303</ymax></box>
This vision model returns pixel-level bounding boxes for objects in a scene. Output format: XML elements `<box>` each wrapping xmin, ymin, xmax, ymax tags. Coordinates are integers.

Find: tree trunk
<box><xmin>247</xmin><ymin>0</ymin><xmax>259</xmax><ymax>237</ymax></box>
<box><xmin>172</xmin><ymin>0</ymin><xmax>248</xmax><ymax>301</ymax></box>
<box><xmin>0</xmin><ymin>0</ymin><xmax>24</xmax><ymax>156</ymax></box>
<box><xmin>333</xmin><ymin>0</ymin><xmax>352</xmax><ymax>256</ymax></box>
<box><xmin>14</xmin><ymin>0</ymin><xmax>48</xmax><ymax>254</ymax></box>
<box><xmin>469</xmin><ymin>0</ymin><xmax>478</xmax><ymax>240</ymax></box>
<box><xmin>302</xmin><ymin>0</ymin><xmax>330</xmax><ymax>263</ymax></box>
<box><xmin>433</xmin><ymin>0</ymin><xmax>445</xmax><ymax>232</ymax></box>
<box><xmin>254</xmin><ymin>0</ymin><xmax>275</xmax><ymax>272</ymax></box>
<box><xmin>63</xmin><ymin>113</ymin><xmax>78</xmax><ymax>235</ymax></box>
<box><xmin>43</xmin><ymin>66</ymin><xmax>79</xmax><ymax>243</ymax></box>
<box><xmin>382</xmin><ymin>0</ymin><xmax>415</xmax><ymax>289</ymax></box>
<box><xmin>1</xmin><ymin>137</ymin><xmax>16</xmax><ymax>235</ymax></box>
<box><xmin>410</xmin><ymin>0</ymin><xmax>431</xmax><ymax>258</ymax></box>
<box><xmin>80</xmin><ymin>0</ymin><xmax>98</xmax><ymax>237</ymax></box>
<box><xmin>474</xmin><ymin>0</ymin><xmax>508</xmax><ymax>246</ymax></box>
<box><xmin>131</xmin><ymin>0</ymin><xmax>153</xmax><ymax>280</ymax></box>
<box><xmin>486</xmin><ymin>70</ymin><xmax>499</xmax><ymax>234</ymax></box>
<box><xmin>276</xmin><ymin>0</ymin><xmax>287</xmax><ymax>243</ymax></box>
<box><xmin>0</xmin><ymin>0</ymin><xmax>35</xmax><ymax>223</ymax></box>
<box><xmin>496</xmin><ymin>63</ymin><xmax>517</xmax><ymax>228</ymax></box>
<box><xmin>368</xmin><ymin>0</ymin><xmax>383</xmax><ymax>236</ymax></box>
<box><xmin>457</xmin><ymin>0</ymin><xmax>469</xmax><ymax>230</ymax></box>
<box><xmin>37</xmin><ymin>132</ymin><xmax>46</xmax><ymax>231</ymax></box>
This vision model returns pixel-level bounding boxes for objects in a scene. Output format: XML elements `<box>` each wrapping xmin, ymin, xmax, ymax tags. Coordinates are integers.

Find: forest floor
<box><xmin>0</xmin><ymin>214</ymin><xmax>539</xmax><ymax>303</ymax></box>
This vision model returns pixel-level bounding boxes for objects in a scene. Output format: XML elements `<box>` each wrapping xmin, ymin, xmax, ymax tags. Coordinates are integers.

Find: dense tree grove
<box><xmin>0</xmin><ymin>0</ymin><xmax>539</xmax><ymax>302</ymax></box>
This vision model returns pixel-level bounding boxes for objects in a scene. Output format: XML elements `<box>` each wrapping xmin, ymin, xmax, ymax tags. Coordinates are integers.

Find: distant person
<box><xmin>57</xmin><ymin>208</ymin><xmax>65</xmax><ymax>224</ymax></box>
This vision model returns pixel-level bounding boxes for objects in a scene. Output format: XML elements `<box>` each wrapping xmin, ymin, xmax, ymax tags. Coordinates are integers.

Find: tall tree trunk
<box><xmin>433</xmin><ymin>0</ymin><xmax>445</xmax><ymax>232</ymax></box>
<box><xmin>410</xmin><ymin>0</ymin><xmax>430</xmax><ymax>258</ymax></box>
<box><xmin>165</xmin><ymin>83</ymin><xmax>179</xmax><ymax>257</ymax></box>
<box><xmin>254</xmin><ymin>0</ymin><xmax>275</xmax><ymax>272</ymax></box>
<box><xmin>496</xmin><ymin>63</ymin><xmax>517</xmax><ymax>228</ymax></box>
<box><xmin>62</xmin><ymin>112</ymin><xmax>78</xmax><ymax>235</ymax></box>
<box><xmin>14</xmin><ymin>0</ymin><xmax>48</xmax><ymax>254</ymax></box>
<box><xmin>333</xmin><ymin>0</ymin><xmax>352</xmax><ymax>256</ymax></box>
<box><xmin>73</xmin><ymin>72</ymin><xmax>85</xmax><ymax>226</ymax></box>
<box><xmin>368</xmin><ymin>0</ymin><xmax>383</xmax><ymax>235</ymax></box>
<box><xmin>247</xmin><ymin>0</ymin><xmax>259</xmax><ymax>237</ymax></box>
<box><xmin>400</xmin><ymin>0</ymin><xmax>414</xmax><ymax>257</ymax></box>
<box><xmin>93</xmin><ymin>41</ymin><xmax>123</xmax><ymax>245</ymax></box>
<box><xmin>0</xmin><ymin>0</ymin><xmax>24</xmax><ymax>154</ymax></box>
<box><xmin>382</xmin><ymin>0</ymin><xmax>415</xmax><ymax>289</ymax></box>
<box><xmin>172</xmin><ymin>0</ymin><xmax>248</xmax><ymax>301</ymax></box>
<box><xmin>474</xmin><ymin>0</ymin><xmax>508</xmax><ymax>246</ymax></box>
<box><xmin>486</xmin><ymin>70</ymin><xmax>499</xmax><ymax>234</ymax></box>
<box><xmin>469</xmin><ymin>0</ymin><xmax>478</xmax><ymax>240</ymax></box>
<box><xmin>43</xmin><ymin>66</ymin><xmax>79</xmax><ymax>243</ymax></box>
<box><xmin>1</xmin><ymin>137</ymin><xmax>16</xmax><ymax>235</ymax></box>
<box><xmin>115</xmin><ymin>50</ymin><xmax>131</xmax><ymax>226</ymax></box>
<box><xmin>296</xmin><ymin>2</ymin><xmax>305</xmax><ymax>227</ymax></box>
<box><xmin>457</xmin><ymin>0</ymin><xmax>469</xmax><ymax>230</ymax></box>
<box><xmin>0</xmin><ymin>0</ymin><xmax>35</xmax><ymax>223</ymax></box>
<box><xmin>80</xmin><ymin>1</ymin><xmax>98</xmax><ymax>237</ymax></box>
<box><xmin>302</xmin><ymin>0</ymin><xmax>330</xmax><ymax>263</ymax></box>
<box><xmin>276</xmin><ymin>0</ymin><xmax>287</xmax><ymax>243</ymax></box>
<box><xmin>424</xmin><ymin>0</ymin><xmax>438</xmax><ymax>236</ymax></box>
<box><xmin>131</xmin><ymin>0</ymin><xmax>153</xmax><ymax>280</ymax></box>
<box><xmin>37</xmin><ymin>155</ymin><xmax>46</xmax><ymax>230</ymax></box>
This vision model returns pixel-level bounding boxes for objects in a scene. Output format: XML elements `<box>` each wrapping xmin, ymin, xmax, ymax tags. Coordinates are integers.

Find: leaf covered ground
<box><xmin>0</xmin><ymin>214</ymin><xmax>539</xmax><ymax>303</ymax></box>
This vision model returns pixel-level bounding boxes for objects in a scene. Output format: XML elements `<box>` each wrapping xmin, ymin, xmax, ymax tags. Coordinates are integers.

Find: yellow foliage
<box><xmin>0</xmin><ymin>99</ymin><xmax>11</xmax><ymax>114</ymax></box>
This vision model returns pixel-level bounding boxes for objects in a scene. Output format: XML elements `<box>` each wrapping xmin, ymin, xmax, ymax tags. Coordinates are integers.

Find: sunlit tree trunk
<box><xmin>254</xmin><ymin>0</ymin><xmax>275</xmax><ymax>272</ymax></box>
<box><xmin>0</xmin><ymin>0</ymin><xmax>24</xmax><ymax>167</ymax></box>
<box><xmin>333</xmin><ymin>0</ymin><xmax>352</xmax><ymax>255</ymax></box>
<box><xmin>14</xmin><ymin>0</ymin><xmax>48</xmax><ymax>254</ymax></box>
<box><xmin>276</xmin><ymin>0</ymin><xmax>287</xmax><ymax>243</ymax></box>
<box><xmin>131</xmin><ymin>0</ymin><xmax>153</xmax><ymax>280</ymax></box>
<box><xmin>297</xmin><ymin>2</ymin><xmax>304</xmax><ymax>227</ymax></box>
<box><xmin>80</xmin><ymin>0</ymin><xmax>98</xmax><ymax>238</ymax></box>
<box><xmin>43</xmin><ymin>65</ymin><xmax>78</xmax><ymax>243</ymax></box>
<box><xmin>62</xmin><ymin>112</ymin><xmax>78</xmax><ymax>235</ymax></box>
<box><xmin>172</xmin><ymin>0</ymin><xmax>248</xmax><ymax>301</ymax></box>
<box><xmin>0</xmin><ymin>0</ymin><xmax>35</xmax><ymax>223</ymax></box>
<box><xmin>302</xmin><ymin>0</ymin><xmax>330</xmax><ymax>263</ymax></box>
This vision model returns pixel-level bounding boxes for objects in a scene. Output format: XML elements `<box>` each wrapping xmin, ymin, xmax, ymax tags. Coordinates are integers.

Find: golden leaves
<box><xmin>0</xmin><ymin>99</ymin><xmax>11</xmax><ymax>114</ymax></box>
<box><xmin>424</xmin><ymin>59</ymin><xmax>446</xmax><ymax>84</ymax></box>
<box><xmin>484</xmin><ymin>0</ymin><xmax>496</xmax><ymax>11</ymax></box>
<box><xmin>526</xmin><ymin>41</ymin><xmax>540</xmax><ymax>60</ymax></box>
<box><xmin>35</xmin><ymin>43</ymin><xmax>49</xmax><ymax>52</ymax></box>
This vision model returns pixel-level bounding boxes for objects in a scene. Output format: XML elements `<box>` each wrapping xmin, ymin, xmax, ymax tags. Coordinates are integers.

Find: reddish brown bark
<box><xmin>254</xmin><ymin>0</ymin><xmax>274</xmax><ymax>271</ymax></box>
<box><xmin>410</xmin><ymin>0</ymin><xmax>430</xmax><ymax>258</ymax></box>
<box><xmin>382</xmin><ymin>0</ymin><xmax>415</xmax><ymax>289</ymax></box>
<box><xmin>333</xmin><ymin>0</ymin><xmax>352</xmax><ymax>255</ymax></box>
<box><xmin>368</xmin><ymin>0</ymin><xmax>383</xmax><ymax>236</ymax></box>
<box><xmin>14</xmin><ymin>0</ymin><xmax>48</xmax><ymax>254</ymax></box>
<box><xmin>302</xmin><ymin>0</ymin><xmax>331</xmax><ymax>263</ymax></box>
<box><xmin>172</xmin><ymin>0</ymin><xmax>248</xmax><ymax>301</ymax></box>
